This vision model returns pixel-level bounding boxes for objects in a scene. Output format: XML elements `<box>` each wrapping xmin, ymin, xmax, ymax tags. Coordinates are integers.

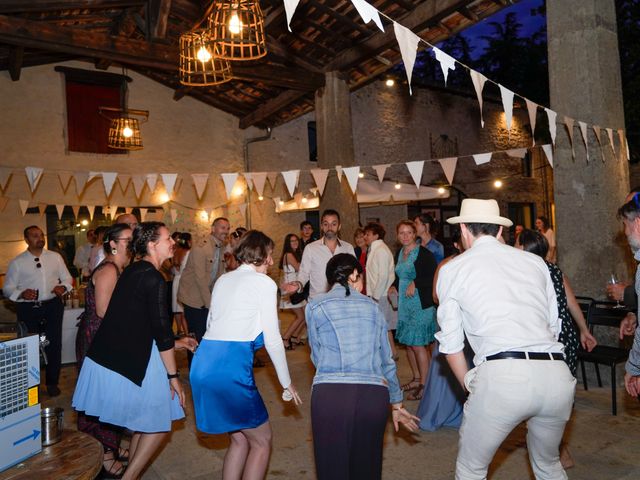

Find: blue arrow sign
<box><xmin>13</xmin><ymin>430</ymin><xmax>40</xmax><ymax>446</ymax></box>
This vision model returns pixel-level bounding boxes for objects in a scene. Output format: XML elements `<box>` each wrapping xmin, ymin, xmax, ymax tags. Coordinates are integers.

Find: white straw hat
<box><xmin>447</xmin><ymin>199</ymin><xmax>513</xmax><ymax>227</ymax></box>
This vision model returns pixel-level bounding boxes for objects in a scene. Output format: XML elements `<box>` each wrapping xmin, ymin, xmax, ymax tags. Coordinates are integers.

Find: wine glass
<box><xmin>608</xmin><ymin>273</ymin><xmax>623</xmax><ymax>308</ymax></box>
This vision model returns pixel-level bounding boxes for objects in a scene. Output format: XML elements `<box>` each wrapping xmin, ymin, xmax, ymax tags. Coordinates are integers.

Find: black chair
<box><xmin>576</xmin><ymin>297</ymin><xmax>630</xmax><ymax>415</ymax></box>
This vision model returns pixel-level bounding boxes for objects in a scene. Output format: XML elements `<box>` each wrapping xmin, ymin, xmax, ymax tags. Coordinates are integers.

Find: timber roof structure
<box><xmin>0</xmin><ymin>0</ymin><xmax>514</xmax><ymax>129</ymax></box>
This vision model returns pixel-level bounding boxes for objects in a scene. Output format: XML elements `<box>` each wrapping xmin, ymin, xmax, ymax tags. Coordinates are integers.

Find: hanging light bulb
<box><xmin>395</xmin><ymin>182</ymin><xmax>402</xmax><ymax>190</ymax></box>
<box><xmin>196</xmin><ymin>45</ymin><xmax>212</xmax><ymax>63</ymax></box>
<box><xmin>228</xmin><ymin>11</ymin><xmax>242</xmax><ymax>34</ymax></box>
<box><xmin>122</xmin><ymin>125</ymin><xmax>133</xmax><ymax>138</ymax></box>
<box><xmin>494</xmin><ymin>179</ymin><xmax>503</xmax><ymax>189</ymax></box>
<box><xmin>258</xmin><ymin>195</ymin><xmax>264</xmax><ymax>201</ymax></box>
<box><xmin>358</xmin><ymin>172</ymin><xmax>364</xmax><ymax>178</ymax></box>
<box><xmin>437</xmin><ymin>187</ymin><xmax>446</xmax><ymax>194</ymax></box>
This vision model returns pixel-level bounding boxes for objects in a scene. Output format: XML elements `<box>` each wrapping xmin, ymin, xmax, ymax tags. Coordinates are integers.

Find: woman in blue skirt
<box><xmin>73</xmin><ymin>222</ymin><xmax>190</xmax><ymax>480</ymax></box>
<box><xmin>190</xmin><ymin>230</ymin><xmax>301</xmax><ymax>480</ymax></box>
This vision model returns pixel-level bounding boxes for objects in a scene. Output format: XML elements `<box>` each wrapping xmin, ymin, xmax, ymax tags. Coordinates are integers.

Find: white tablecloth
<box><xmin>62</xmin><ymin>308</ymin><xmax>82</xmax><ymax>364</ymax></box>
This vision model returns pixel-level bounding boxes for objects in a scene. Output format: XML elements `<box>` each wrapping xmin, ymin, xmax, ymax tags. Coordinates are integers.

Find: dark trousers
<box><xmin>311</xmin><ymin>383</ymin><xmax>389</xmax><ymax>480</ymax></box>
<box><xmin>17</xmin><ymin>298</ymin><xmax>64</xmax><ymax>386</ymax></box>
<box><xmin>184</xmin><ymin>304</ymin><xmax>208</xmax><ymax>367</ymax></box>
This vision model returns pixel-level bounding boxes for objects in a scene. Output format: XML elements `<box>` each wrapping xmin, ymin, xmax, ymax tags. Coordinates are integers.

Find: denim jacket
<box><xmin>306</xmin><ymin>284</ymin><xmax>403</xmax><ymax>404</ymax></box>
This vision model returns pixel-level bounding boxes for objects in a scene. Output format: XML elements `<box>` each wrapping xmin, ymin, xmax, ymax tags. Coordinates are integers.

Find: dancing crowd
<box><xmin>4</xmin><ymin>194</ymin><xmax>640</xmax><ymax>480</ymax></box>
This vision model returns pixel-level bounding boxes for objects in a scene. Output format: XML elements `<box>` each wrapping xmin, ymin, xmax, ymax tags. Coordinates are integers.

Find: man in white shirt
<box><xmin>73</xmin><ymin>229</ymin><xmax>95</xmax><ymax>280</ymax></box>
<box><xmin>284</xmin><ymin>209</ymin><xmax>355</xmax><ymax>300</ymax></box>
<box><xmin>436</xmin><ymin>199</ymin><xmax>575</xmax><ymax>480</ymax></box>
<box><xmin>364</xmin><ymin>222</ymin><xmax>397</xmax><ymax>358</ymax></box>
<box><xmin>3</xmin><ymin>226</ymin><xmax>73</xmax><ymax>397</ymax></box>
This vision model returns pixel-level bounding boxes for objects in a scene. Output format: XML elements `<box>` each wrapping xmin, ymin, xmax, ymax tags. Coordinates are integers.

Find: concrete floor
<box><xmin>42</xmin><ymin>311</ymin><xmax>640</xmax><ymax>480</ymax></box>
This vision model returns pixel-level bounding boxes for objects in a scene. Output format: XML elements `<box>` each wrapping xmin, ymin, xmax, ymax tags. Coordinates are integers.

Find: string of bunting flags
<box><xmin>283</xmin><ymin>0</ymin><xmax>631</xmax><ymax>163</ymax></box>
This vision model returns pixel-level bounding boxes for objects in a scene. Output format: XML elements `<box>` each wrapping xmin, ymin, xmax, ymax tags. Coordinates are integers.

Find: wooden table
<box><xmin>0</xmin><ymin>430</ymin><xmax>102</xmax><ymax>480</ymax></box>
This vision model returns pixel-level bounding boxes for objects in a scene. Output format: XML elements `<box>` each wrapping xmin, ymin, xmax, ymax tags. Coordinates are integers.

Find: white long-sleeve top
<box><xmin>297</xmin><ymin>238</ymin><xmax>355</xmax><ymax>299</ymax></box>
<box><xmin>3</xmin><ymin>249</ymin><xmax>73</xmax><ymax>302</ymax></box>
<box><xmin>203</xmin><ymin>264</ymin><xmax>291</xmax><ymax>388</ymax></box>
<box><xmin>436</xmin><ymin>235</ymin><xmax>563</xmax><ymax>367</ymax></box>
<box><xmin>73</xmin><ymin>243</ymin><xmax>93</xmax><ymax>277</ymax></box>
<box><xmin>365</xmin><ymin>239</ymin><xmax>395</xmax><ymax>301</ymax></box>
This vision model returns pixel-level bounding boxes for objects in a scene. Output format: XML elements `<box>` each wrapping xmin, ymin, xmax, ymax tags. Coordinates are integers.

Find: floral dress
<box><xmin>395</xmin><ymin>246</ymin><xmax>436</xmax><ymax>346</ymax></box>
<box><xmin>546</xmin><ymin>261</ymin><xmax>579</xmax><ymax>376</ymax></box>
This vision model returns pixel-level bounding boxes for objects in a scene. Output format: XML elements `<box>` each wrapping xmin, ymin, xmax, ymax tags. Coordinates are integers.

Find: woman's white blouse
<box><xmin>203</xmin><ymin>264</ymin><xmax>291</xmax><ymax>388</ymax></box>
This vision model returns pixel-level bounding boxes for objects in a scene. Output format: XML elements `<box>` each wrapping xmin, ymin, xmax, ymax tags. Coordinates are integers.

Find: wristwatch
<box><xmin>167</xmin><ymin>371</ymin><xmax>180</xmax><ymax>379</ymax></box>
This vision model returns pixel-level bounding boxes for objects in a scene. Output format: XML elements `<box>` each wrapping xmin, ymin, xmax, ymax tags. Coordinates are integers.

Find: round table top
<box><xmin>0</xmin><ymin>429</ymin><xmax>102</xmax><ymax>480</ymax></box>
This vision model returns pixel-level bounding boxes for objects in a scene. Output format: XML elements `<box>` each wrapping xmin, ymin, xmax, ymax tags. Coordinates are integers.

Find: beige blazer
<box><xmin>177</xmin><ymin>236</ymin><xmax>225</xmax><ymax>309</ymax></box>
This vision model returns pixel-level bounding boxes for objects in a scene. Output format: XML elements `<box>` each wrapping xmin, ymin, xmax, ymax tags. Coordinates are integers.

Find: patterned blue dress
<box><xmin>395</xmin><ymin>246</ymin><xmax>436</xmax><ymax>346</ymax></box>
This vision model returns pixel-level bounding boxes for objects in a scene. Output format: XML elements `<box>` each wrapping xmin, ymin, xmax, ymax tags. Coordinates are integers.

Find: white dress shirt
<box><xmin>3</xmin><ymin>249</ymin><xmax>73</xmax><ymax>302</ymax></box>
<box><xmin>366</xmin><ymin>239</ymin><xmax>395</xmax><ymax>301</ymax></box>
<box><xmin>435</xmin><ymin>235</ymin><xmax>563</xmax><ymax>366</ymax></box>
<box><xmin>73</xmin><ymin>243</ymin><xmax>93</xmax><ymax>277</ymax></box>
<box><xmin>88</xmin><ymin>244</ymin><xmax>105</xmax><ymax>272</ymax></box>
<box><xmin>203</xmin><ymin>264</ymin><xmax>291</xmax><ymax>388</ymax></box>
<box><xmin>297</xmin><ymin>237</ymin><xmax>355</xmax><ymax>299</ymax></box>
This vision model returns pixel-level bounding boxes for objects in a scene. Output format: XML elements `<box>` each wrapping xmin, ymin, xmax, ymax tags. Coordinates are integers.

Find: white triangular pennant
<box><xmin>146</xmin><ymin>174</ymin><xmax>158</xmax><ymax>194</ymax></box>
<box><xmin>267</xmin><ymin>172</ymin><xmax>278</xmax><ymax>190</ymax></box>
<box><xmin>118</xmin><ymin>174</ymin><xmax>131</xmax><ymax>194</ymax></box>
<box><xmin>438</xmin><ymin>157</ymin><xmax>458</xmax><ymax>185</ymax></box>
<box><xmin>88</xmin><ymin>171</ymin><xmax>100</xmax><ymax>182</ymax></box>
<box><xmin>74</xmin><ymin>171</ymin><xmax>89</xmax><ymax>195</ymax></box>
<box><xmin>221</xmin><ymin>173</ymin><xmax>239</xmax><ymax>200</ymax></box>
<box><xmin>393</xmin><ymin>22</ymin><xmax>420</xmax><ymax>95</ymax></box>
<box><xmin>618</xmin><ymin>130</ymin><xmax>625</xmax><ymax>161</ymax></box>
<box><xmin>139</xmin><ymin>208</ymin><xmax>148</xmax><ymax>222</ymax></box>
<box><xmin>342</xmin><ymin>166</ymin><xmax>360</xmax><ymax>194</ymax></box>
<box><xmin>526</xmin><ymin>99</ymin><xmax>538</xmax><ymax>146</ymax></box>
<box><xmin>132</xmin><ymin>175</ymin><xmax>146</xmax><ymax>199</ymax></box>
<box><xmin>71</xmin><ymin>205</ymin><xmax>80</xmax><ymax>219</ymax></box>
<box><xmin>281</xmin><ymin>170</ymin><xmax>300</xmax><ymax>197</ymax></box>
<box><xmin>564</xmin><ymin>117</ymin><xmax>576</xmax><ymax>159</ymax></box>
<box><xmin>102</xmin><ymin>172</ymin><xmax>118</xmax><ymax>197</ymax></box>
<box><xmin>470</xmin><ymin>70</ymin><xmax>487</xmax><ymax>128</ymax></box>
<box><xmin>433</xmin><ymin>47</ymin><xmax>456</xmax><ymax>86</ymax></box>
<box><xmin>0</xmin><ymin>167</ymin><xmax>11</xmax><ymax>191</ymax></box>
<box><xmin>499</xmin><ymin>85</ymin><xmax>514</xmax><ymax>134</ymax></box>
<box><xmin>373</xmin><ymin>164</ymin><xmax>390</xmax><ymax>183</ymax></box>
<box><xmin>55</xmin><ymin>204</ymin><xmax>65</xmax><ymax>219</ymax></box>
<box><xmin>310</xmin><ymin>168</ymin><xmax>329</xmax><ymax>196</ymax></box>
<box><xmin>473</xmin><ymin>153</ymin><xmax>492</xmax><ymax>165</ymax></box>
<box><xmin>506</xmin><ymin>148</ymin><xmax>527</xmax><ymax>159</ymax></box>
<box><xmin>170</xmin><ymin>209</ymin><xmax>178</xmax><ymax>224</ymax></box>
<box><xmin>19</xmin><ymin>199</ymin><xmax>29</xmax><ymax>216</ymax></box>
<box><xmin>606</xmin><ymin>128</ymin><xmax>616</xmax><ymax>155</ymax></box>
<box><xmin>579</xmin><ymin>121</ymin><xmax>589</xmax><ymax>162</ymax></box>
<box><xmin>542</xmin><ymin>144</ymin><xmax>554</xmax><ymax>168</ymax></box>
<box><xmin>283</xmin><ymin>0</ymin><xmax>300</xmax><ymax>32</ymax></box>
<box><xmin>626</xmin><ymin>134</ymin><xmax>630</xmax><ymax>161</ymax></box>
<box><xmin>0</xmin><ymin>197</ymin><xmax>8</xmax><ymax>212</ymax></box>
<box><xmin>38</xmin><ymin>203</ymin><xmax>47</xmax><ymax>217</ymax></box>
<box><xmin>545</xmin><ymin>108</ymin><xmax>557</xmax><ymax>146</ymax></box>
<box><xmin>25</xmin><ymin>167</ymin><xmax>43</xmax><ymax>193</ymax></box>
<box><xmin>242</xmin><ymin>173</ymin><xmax>253</xmax><ymax>191</ymax></box>
<box><xmin>252</xmin><ymin>172</ymin><xmax>267</xmax><ymax>197</ymax></box>
<box><xmin>351</xmin><ymin>0</ymin><xmax>384</xmax><ymax>32</ymax></box>
<box><xmin>335</xmin><ymin>165</ymin><xmax>343</xmax><ymax>183</ymax></box>
<box><xmin>192</xmin><ymin>173</ymin><xmax>209</xmax><ymax>200</ymax></box>
<box><xmin>405</xmin><ymin>161</ymin><xmax>424</xmax><ymax>188</ymax></box>
<box><xmin>125</xmin><ymin>207</ymin><xmax>133</xmax><ymax>214</ymax></box>
<box><xmin>593</xmin><ymin>126</ymin><xmax>605</xmax><ymax>162</ymax></box>
<box><xmin>239</xmin><ymin>203</ymin><xmax>247</xmax><ymax>219</ymax></box>
<box><xmin>87</xmin><ymin>205</ymin><xmax>95</xmax><ymax>221</ymax></box>
<box><xmin>57</xmin><ymin>172</ymin><xmax>73</xmax><ymax>193</ymax></box>
<box><xmin>161</xmin><ymin>174</ymin><xmax>178</xmax><ymax>197</ymax></box>
<box><xmin>109</xmin><ymin>205</ymin><xmax>119</xmax><ymax>219</ymax></box>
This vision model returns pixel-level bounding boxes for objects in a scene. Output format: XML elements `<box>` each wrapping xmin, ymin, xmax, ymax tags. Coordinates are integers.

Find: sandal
<box><xmin>407</xmin><ymin>384</ymin><xmax>425</xmax><ymax>401</ymax></box>
<box><xmin>282</xmin><ymin>337</ymin><xmax>294</xmax><ymax>350</ymax></box>
<box><xmin>290</xmin><ymin>336</ymin><xmax>305</xmax><ymax>346</ymax></box>
<box><xmin>400</xmin><ymin>378</ymin><xmax>420</xmax><ymax>392</ymax></box>
<box><xmin>117</xmin><ymin>447</ymin><xmax>129</xmax><ymax>464</ymax></box>
<box><xmin>101</xmin><ymin>451</ymin><xmax>125</xmax><ymax>479</ymax></box>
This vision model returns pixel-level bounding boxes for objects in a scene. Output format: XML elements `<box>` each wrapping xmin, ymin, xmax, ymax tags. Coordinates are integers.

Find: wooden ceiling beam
<box><xmin>266</xmin><ymin>35</ymin><xmax>324</xmax><ymax>72</ymax></box>
<box><xmin>7</xmin><ymin>45</ymin><xmax>22</xmax><ymax>81</ymax></box>
<box><xmin>326</xmin><ymin>0</ymin><xmax>478</xmax><ymax>71</ymax></box>
<box><xmin>0</xmin><ymin>0</ymin><xmax>145</xmax><ymax>13</ymax></box>
<box><xmin>146</xmin><ymin>0</ymin><xmax>171</xmax><ymax>40</ymax></box>
<box><xmin>0</xmin><ymin>14</ymin><xmax>177</xmax><ymax>70</ymax></box>
<box><xmin>232</xmin><ymin>64</ymin><xmax>325</xmax><ymax>91</ymax></box>
<box><xmin>239</xmin><ymin>89</ymin><xmax>310</xmax><ymax>129</ymax></box>
<box><xmin>305</xmin><ymin>0</ymin><xmax>371</xmax><ymax>36</ymax></box>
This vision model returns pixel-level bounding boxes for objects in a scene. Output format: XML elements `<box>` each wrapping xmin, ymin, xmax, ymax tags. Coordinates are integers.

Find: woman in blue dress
<box><xmin>190</xmin><ymin>230</ymin><xmax>301</xmax><ymax>480</ymax></box>
<box><xmin>389</xmin><ymin>220</ymin><xmax>438</xmax><ymax>401</ymax></box>
<box><xmin>73</xmin><ymin>222</ymin><xmax>190</xmax><ymax>480</ymax></box>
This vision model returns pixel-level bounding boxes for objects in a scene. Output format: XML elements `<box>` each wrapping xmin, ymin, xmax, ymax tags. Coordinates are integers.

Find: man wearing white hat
<box><xmin>435</xmin><ymin>199</ymin><xmax>575</xmax><ymax>480</ymax></box>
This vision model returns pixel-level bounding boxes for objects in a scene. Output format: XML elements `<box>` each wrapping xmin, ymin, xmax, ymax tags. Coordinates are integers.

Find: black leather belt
<box><xmin>486</xmin><ymin>351</ymin><xmax>564</xmax><ymax>361</ymax></box>
<box><xmin>22</xmin><ymin>297</ymin><xmax>61</xmax><ymax>307</ymax></box>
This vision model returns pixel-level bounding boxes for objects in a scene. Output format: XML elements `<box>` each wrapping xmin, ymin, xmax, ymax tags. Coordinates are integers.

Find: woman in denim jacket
<box><xmin>306</xmin><ymin>253</ymin><xmax>419</xmax><ymax>480</ymax></box>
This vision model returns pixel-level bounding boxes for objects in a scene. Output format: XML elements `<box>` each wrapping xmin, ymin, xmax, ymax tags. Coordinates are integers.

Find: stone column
<box><xmin>315</xmin><ymin>71</ymin><xmax>360</xmax><ymax>243</ymax></box>
<box><xmin>547</xmin><ymin>0</ymin><xmax>630</xmax><ymax>297</ymax></box>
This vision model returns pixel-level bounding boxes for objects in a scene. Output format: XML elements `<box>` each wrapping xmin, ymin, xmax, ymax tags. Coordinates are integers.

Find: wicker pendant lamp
<box><xmin>99</xmin><ymin>107</ymin><xmax>149</xmax><ymax>150</ymax></box>
<box><xmin>207</xmin><ymin>1</ymin><xmax>267</xmax><ymax>61</ymax></box>
<box><xmin>179</xmin><ymin>29</ymin><xmax>232</xmax><ymax>86</ymax></box>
